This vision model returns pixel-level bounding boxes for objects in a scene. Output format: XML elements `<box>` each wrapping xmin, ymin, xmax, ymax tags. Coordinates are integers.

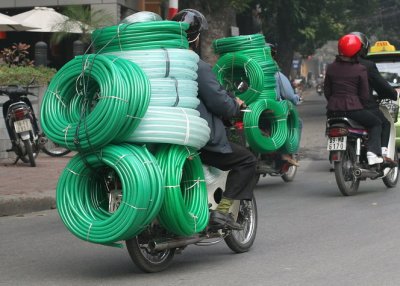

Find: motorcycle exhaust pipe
<box><xmin>149</xmin><ymin>236</ymin><xmax>204</xmax><ymax>252</ymax></box>
<box><xmin>353</xmin><ymin>168</ymin><xmax>379</xmax><ymax>179</ymax></box>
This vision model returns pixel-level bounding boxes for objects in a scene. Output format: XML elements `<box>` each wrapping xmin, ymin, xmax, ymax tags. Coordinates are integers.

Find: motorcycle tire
<box><xmin>126</xmin><ymin>235</ymin><xmax>175</xmax><ymax>273</ymax></box>
<box><xmin>382</xmin><ymin>152</ymin><xmax>399</xmax><ymax>188</ymax></box>
<box><xmin>334</xmin><ymin>145</ymin><xmax>360</xmax><ymax>196</ymax></box>
<box><xmin>225</xmin><ymin>196</ymin><xmax>257</xmax><ymax>253</ymax></box>
<box><xmin>281</xmin><ymin>154</ymin><xmax>299</xmax><ymax>182</ymax></box>
<box><xmin>41</xmin><ymin>138</ymin><xmax>71</xmax><ymax>157</ymax></box>
<box><xmin>23</xmin><ymin>139</ymin><xmax>36</xmax><ymax>167</ymax></box>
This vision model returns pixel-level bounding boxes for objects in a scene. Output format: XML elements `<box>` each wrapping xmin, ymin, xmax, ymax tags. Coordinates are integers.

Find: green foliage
<box><xmin>0</xmin><ymin>43</ymin><xmax>34</xmax><ymax>67</ymax></box>
<box><xmin>0</xmin><ymin>65</ymin><xmax>56</xmax><ymax>86</ymax></box>
<box><xmin>180</xmin><ymin>0</ymin><xmax>252</xmax><ymax>13</ymax></box>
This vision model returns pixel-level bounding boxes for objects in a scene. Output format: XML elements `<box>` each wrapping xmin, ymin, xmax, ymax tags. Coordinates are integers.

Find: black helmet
<box><xmin>350</xmin><ymin>31</ymin><xmax>370</xmax><ymax>57</ymax></box>
<box><xmin>171</xmin><ymin>9</ymin><xmax>208</xmax><ymax>43</ymax></box>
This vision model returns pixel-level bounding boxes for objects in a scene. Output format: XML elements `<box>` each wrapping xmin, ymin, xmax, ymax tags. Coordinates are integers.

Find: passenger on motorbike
<box><xmin>324</xmin><ymin>34</ymin><xmax>384</xmax><ymax>165</ymax></box>
<box><xmin>350</xmin><ymin>31</ymin><xmax>400</xmax><ymax>164</ymax></box>
<box><xmin>172</xmin><ymin>9</ymin><xmax>258</xmax><ymax>230</ymax></box>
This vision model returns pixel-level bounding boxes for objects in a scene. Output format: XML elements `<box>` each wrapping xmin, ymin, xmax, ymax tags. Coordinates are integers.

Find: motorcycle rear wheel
<box><xmin>334</xmin><ymin>146</ymin><xmax>360</xmax><ymax>196</ymax></box>
<box><xmin>126</xmin><ymin>235</ymin><xmax>175</xmax><ymax>273</ymax></box>
<box><xmin>382</xmin><ymin>152</ymin><xmax>399</xmax><ymax>188</ymax></box>
<box><xmin>22</xmin><ymin>139</ymin><xmax>36</xmax><ymax>167</ymax></box>
<box><xmin>225</xmin><ymin>197</ymin><xmax>257</xmax><ymax>253</ymax></box>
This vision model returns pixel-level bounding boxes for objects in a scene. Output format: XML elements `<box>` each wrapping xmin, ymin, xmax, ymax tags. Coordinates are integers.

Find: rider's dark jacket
<box><xmin>196</xmin><ymin>59</ymin><xmax>240</xmax><ymax>153</ymax></box>
<box><xmin>324</xmin><ymin>56</ymin><xmax>370</xmax><ymax>112</ymax></box>
<box><xmin>357</xmin><ymin>56</ymin><xmax>397</xmax><ymax>109</ymax></box>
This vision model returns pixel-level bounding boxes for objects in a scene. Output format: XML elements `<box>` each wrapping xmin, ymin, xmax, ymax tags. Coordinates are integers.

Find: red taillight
<box><xmin>13</xmin><ymin>108</ymin><xmax>26</xmax><ymax>120</ymax></box>
<box><xmin>234</xmin><ymin>121</ymin><xmax>244</xmax><ymax>130</ymax></box>
<box><xmin>328</xmin><ymin>127</ymin><xmax>348</xmax><ymax>137</ymax></box>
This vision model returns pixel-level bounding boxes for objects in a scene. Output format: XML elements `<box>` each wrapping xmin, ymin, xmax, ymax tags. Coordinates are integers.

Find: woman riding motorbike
<box><xmin>324</xmin><ymin>34</ymin><xmax>383</xmax><ymax>165</ymax></box>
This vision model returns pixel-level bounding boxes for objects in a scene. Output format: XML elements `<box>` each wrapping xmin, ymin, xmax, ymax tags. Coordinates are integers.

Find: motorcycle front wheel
<box><xmin>126</xmin><ymin>235</ymin><xmax>175</xmax><ymax>273</ymax></box>
<box><xmin>334</xmin><ymin>146</ymin><xmax>360</xmax><ymax>196</ymax></box>
<box><xmin>225</xmin><ymin>196</ymin><xmax>257</xmax><ymax>253</ymax></box>
<box><xmin>382</xmin><ymin>152</ymin><xmax>399</xmax><ymax>188</ymax></box>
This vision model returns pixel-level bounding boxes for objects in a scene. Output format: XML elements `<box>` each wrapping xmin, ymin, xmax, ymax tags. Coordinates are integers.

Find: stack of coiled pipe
<box><xmin>41</xmin><ymin>18</ymin><xmax>211</xmax><ymax>245</ymax></box>
<box><xmin>212</xmin><ymin>34</ymin><xmax>301</xmax><ymax>154</ymax></box>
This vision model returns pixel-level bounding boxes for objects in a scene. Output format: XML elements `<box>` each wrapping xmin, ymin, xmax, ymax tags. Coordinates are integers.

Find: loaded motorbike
<box><xmin>326</xmin><ymin>99</ymin><xmax>399</xmax><ymax>196</ymax></box>
<box><xmin>115</xmin><ymin>164</ymin><xmax>258</xmax><ymax>273</ymax></box>
<box><xmin>0</xmin><ymin>82</ymin><xmax>70</xmax><ymax>166</ymax></box>
<box><xmin>226</xmin><ymin>109</ymin><xmax>298</xmax><ymax>184</ymax></box>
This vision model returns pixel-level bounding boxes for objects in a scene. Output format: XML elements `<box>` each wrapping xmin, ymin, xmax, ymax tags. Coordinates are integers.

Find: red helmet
<box><xmin>338</xmin><ymin>34</ymin><xmax>362</xmax><ymax>57</ymax></box>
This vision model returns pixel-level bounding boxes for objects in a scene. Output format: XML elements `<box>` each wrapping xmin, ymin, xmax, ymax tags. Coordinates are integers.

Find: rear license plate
<box><xmin>327</xmin><ymin>136</ymin><xmax>347</xmax><ymax>150</ymax></box>
<box><xmin>14</xmin><ymin>119</ymin><xmax>32</xmax><ymax>133</ymax></box>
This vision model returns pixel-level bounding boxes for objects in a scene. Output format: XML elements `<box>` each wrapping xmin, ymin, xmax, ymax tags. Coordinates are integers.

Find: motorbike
<box><xmin>119</xmin><ymin>164</ymin><xmax>258</xmax><ymax>273</ymax></box>
<box><xmin>326</xmin><ymin>99</ymin><xmax>399</xmax><ymax>196</ymax></box>
<box><xmin>0</xmin><ymin>82</ymin><xmax>71</xmax><ymax>167</ymax></box>
<box><xmin>316</xmin><ymin>84</ymin><xmax>323</xmax><ymax>96</ymax></box>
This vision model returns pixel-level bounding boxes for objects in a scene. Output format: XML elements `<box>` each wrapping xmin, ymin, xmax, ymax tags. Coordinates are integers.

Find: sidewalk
<box><xmin>0</xmin><ymin>154</ymin><xmax>73</xmax><ymax>216</ymax></box>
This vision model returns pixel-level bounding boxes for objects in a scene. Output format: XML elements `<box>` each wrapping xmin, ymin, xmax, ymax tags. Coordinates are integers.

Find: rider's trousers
<box><xmin>200</xmin><ymin>142</ymin><xmax>257</xmax><ymax>200</ymax></box>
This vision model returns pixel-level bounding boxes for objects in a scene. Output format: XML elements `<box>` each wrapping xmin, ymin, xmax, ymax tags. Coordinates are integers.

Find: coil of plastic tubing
<box><xmin>56</xmin><ymin>143</ymin><xmax>165</xmax><ymax>246</ymax></box>
<box><xmin>243</xmin><ymin>99</ymin><xmax>288</xmax><ymax>152</ymax></box>
<box><xmin>40</xmin><ymin>54</ymin><xmax>150</xmax><ymax>152</ymax></box>
<box><xmin>126</xmin><ymin>106</ymin><xmax>211</xmax><ymax>150</ymax></box>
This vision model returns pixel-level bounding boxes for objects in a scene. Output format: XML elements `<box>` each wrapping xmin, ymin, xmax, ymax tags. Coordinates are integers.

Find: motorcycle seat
<box><xmin>327</xmin><ymin>117</ymin><xmax>366</xmax><ymax>130</ymax></box>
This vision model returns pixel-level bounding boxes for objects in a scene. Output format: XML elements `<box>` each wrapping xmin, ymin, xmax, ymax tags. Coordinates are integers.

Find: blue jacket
<box><xmin>196</xmin><ymin>59</ymin><xmax>240</xmax><ymax>153</ymax></box>
<box><xmin>275</xmin><ymin>71</ymin><xmax>300</xmax><ymax>105</ymax></box>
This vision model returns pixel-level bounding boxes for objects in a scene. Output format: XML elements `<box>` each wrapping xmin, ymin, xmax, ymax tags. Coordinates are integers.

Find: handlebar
<box><xmin>0</xmin><ymin>85</ymin><xmax>35</xmax><ymax>97</ymax></box>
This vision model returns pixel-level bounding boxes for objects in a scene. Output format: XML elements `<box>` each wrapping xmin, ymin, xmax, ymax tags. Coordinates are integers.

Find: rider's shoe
<box><xmin>367</xmin><ymin>152</ymin><xmax>383</xmax><ymax>165</ymax></box>
<box><xmin>383</xmin><ymin>156</ymin><xmax>398</xmax><ymax>167</ymax></box>
<box><xmin>209</xmin><ymin>210</ymin><xmax>243</xmax><ymax>230</ymax></box>
<box><xmin>281</xmin><ymin>154</ymin><xmax>300</xmax><ymax>167</ymax></box>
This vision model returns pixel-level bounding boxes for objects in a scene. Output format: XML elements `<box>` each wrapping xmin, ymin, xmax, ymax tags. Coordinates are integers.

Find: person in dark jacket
<box><xmin>350</xmin><ymin>32</ymin><xmax>399</xmax><ymax>162</ymax></box>
<box><xmin>172</xmin><ymin>9</ymin><xmax>257</xmax><ymax>230</ymax></box>
<box><xmin>324</xmin><ymin>34</ymin><xmax>384</xmax><ymax>165</ymax></box>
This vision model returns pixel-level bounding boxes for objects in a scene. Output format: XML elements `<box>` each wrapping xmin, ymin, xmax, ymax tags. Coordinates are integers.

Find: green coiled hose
<box><xmin>92</xmin><ymin>21</ymin><xmax>190</xmax><ymax>53</ymax></box>
<box><xmin>244</xmin><ymin>99</ymin><xmax>288</xmax><ymax>152</ymax></box>
<box><xmin>56</xmin><ymin>144</ymin><xmax>164</xmax><ymax>246</ymax></box>
<box><xmin>40</xmin><ymin>54</ymin><xmax>150</xmax><ymax>152</ymax></box>
<box><xmin>212</xmin><ymin>34</ymin><xmax>266</xmax><ymax>54</ymax></box>
<box><xmin>154</xmin><ymin>144</ymin><xmax>209</xmax><ymax>236</ymax></box>
<box><xmin>279</xmin><ymin>101</ymin><xmax>301</xmax><ymax>153</ymax></box>
<box><xmin>213</xmin><ymin>52</ymin><xmax>264</xmax><ymax>104</ymax></box>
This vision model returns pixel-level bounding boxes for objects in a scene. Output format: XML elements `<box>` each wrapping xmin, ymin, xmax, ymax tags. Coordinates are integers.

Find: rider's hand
<box><xmin>236</xmin><ymin>97</ymin><xmax>246</xmax><ymax>109</ymax></box>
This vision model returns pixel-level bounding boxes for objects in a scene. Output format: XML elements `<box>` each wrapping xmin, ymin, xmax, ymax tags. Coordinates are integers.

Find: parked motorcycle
<box><xmin>117</xmin><ymin>164</ymin><xmax>257</xmax><ymax>272</ymax></box>
<box><xmin>0</xmin><ymin>82</ymin><xmax>71</xmax><ymax>166</ymax></box>
<box><xmin>326</xmin><ymin>99</ymin><xmax>399</xmax><ymax>196</ymax></box>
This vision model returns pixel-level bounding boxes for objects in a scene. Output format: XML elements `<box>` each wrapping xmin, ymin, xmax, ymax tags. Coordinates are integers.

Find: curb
<box><xmin>0</xmin><ymin>190</ymin><xmax>56</xmax><ymax>217</ymax></box>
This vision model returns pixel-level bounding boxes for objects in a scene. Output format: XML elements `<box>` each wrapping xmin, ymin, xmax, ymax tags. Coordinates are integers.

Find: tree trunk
<box><xmin>180</xmin><ymin>0</ymin><xmax>237</xmax><ymax>65</ymax></box>
<box><xmin>276</xmin><ymin>0</ymin><xmax>295</xmax><ymax>78</ymax></box>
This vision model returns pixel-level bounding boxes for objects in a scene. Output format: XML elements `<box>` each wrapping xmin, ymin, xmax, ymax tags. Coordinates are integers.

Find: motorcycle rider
<box><xmin>324</xmin><ymin>34</ymin><xmax>384</xmax><ymax>165</ymax></box>
<box><xmin>350</xmin><ymin>32</ymin><xmax>400</xmax><ymax>164</ymax></box>
<box><xmin>172</xmin><ymin>9</ymin><xmax>258</xmax><ymax>230</ymax></box>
